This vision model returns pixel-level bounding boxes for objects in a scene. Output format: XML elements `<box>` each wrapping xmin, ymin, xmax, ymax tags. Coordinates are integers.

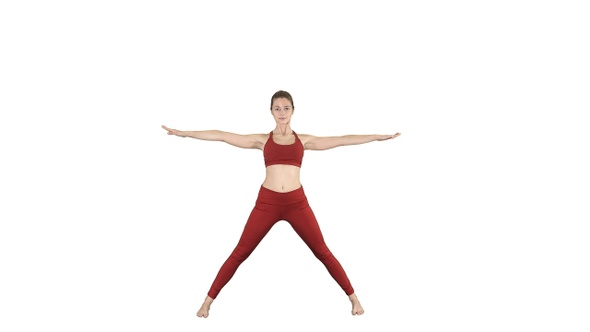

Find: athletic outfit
<box><xmin>206</xmin><ymin>131</ymin><xmax>355</xmax><ymax>299</ymax></box>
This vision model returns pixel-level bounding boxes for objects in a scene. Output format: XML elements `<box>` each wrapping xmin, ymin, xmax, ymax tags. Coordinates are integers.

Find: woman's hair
<box><xmin>270</xmin><ymin>90</ymin><xmax>295</xmax><ymax>110</ymax></box>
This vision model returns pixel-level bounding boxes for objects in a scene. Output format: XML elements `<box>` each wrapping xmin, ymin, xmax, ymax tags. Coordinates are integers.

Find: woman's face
<box><xmin>271</xmin><ymin>97</ymin><xmax>294</xmax><ymax>125</ymax></box>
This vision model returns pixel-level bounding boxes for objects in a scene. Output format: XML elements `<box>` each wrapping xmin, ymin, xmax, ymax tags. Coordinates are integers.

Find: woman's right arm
<box><xmin>162</xmin><ymin>125</ymin><xmax>264</xmax><ymax>149</ymax></box>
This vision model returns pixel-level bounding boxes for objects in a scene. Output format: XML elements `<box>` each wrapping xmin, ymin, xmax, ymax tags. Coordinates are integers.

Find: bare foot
<box><xmin>196</xmin><ymin>296</ymin><xmax>214</xmax><ymax>318</ymax></box>
<box><xmin>349</xmin><ymin>293</ymin><xmax>365</xmax><ymax>316</ymax></box>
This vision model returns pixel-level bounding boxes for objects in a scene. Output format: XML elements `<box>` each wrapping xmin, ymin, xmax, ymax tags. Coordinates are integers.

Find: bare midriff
<box><xmin>262</xmin><ymin>164</ymin><xmax>302</xmax><ymax>193</ymax></box>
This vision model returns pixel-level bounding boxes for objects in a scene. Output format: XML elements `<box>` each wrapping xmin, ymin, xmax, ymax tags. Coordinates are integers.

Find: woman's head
<box><xmin>270</xmin><ymin>90</ymin><xmax>295</xmax><ymax>125</ymax></box>
<box><xmin>270</xmin><ymin>90</ymin><xmax>294</xmax><ymax>110</ymax></box>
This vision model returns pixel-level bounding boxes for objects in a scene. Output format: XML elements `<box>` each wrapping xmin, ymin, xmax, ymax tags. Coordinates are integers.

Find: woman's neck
<box><xmin>274</xmin><ymin>124</ymin><xmax>292</xmax><ymax>136</ymax></box>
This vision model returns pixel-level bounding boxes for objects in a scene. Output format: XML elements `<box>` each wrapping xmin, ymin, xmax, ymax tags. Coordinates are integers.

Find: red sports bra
<box><xmin>263</xmin><ymin>131</ymin><xmax>304</xmax><ymax>167</ymax></box>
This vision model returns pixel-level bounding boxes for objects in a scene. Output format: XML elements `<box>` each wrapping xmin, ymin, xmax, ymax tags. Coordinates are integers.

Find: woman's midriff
<box><xmin>262</xmin><ymin>164</ymin><xmax>302</xmax><ymax>192</ymax></box>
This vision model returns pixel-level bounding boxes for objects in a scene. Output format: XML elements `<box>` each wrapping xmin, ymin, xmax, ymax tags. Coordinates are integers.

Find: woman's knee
<box><xmin>312</xmin><ymin>246</ymin><xmax>334</xmax><ymax>262</ymax></box>
<box><xmin>230</xmin><ymin>246</ymin><xmax>252</xmax><ymax>263</ymax></box>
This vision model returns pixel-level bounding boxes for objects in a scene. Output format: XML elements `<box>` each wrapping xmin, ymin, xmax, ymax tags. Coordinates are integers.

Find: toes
<box><xmin>351</xmin><ymin>307</ymin><xmax>365</xmax><ymax>315</ymax></box>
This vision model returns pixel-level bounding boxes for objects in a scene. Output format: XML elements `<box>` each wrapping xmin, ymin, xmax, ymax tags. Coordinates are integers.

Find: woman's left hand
<box><xmin>378</xmin><ymin>133</ymin><xmax>401</xmax><ymax>141</ymax></box>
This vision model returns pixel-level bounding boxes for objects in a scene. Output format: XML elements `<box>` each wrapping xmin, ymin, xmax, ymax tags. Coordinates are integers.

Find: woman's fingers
<box><xmin>162</xmin><ymin>125</ymin><xmax>177</xmax><ymax>135</ymax></box>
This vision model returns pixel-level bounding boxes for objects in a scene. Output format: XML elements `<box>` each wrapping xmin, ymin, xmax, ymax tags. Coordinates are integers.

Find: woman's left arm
<box><xmin>301</xmin><ymin>133</ymin><xmax>401</xmax><ymax>151</ymax></box>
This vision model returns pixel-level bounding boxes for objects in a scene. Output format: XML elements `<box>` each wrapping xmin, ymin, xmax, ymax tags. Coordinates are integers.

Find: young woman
<box><xmin>162</xmin><ymin>90</ymin><xmax>401</xmax><ymax>318</ymax></box>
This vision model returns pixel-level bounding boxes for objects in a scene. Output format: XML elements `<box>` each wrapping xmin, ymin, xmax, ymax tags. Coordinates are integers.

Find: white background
<box><xmin>1</xmin><ymin>1</ymin><xmax>589</xmax><ymax>331</ymax></box>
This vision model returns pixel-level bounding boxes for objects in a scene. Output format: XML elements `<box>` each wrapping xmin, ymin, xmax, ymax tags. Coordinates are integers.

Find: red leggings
<box><xmin>207</xmin><ymin>185</ymin><xmax>355</xmax><ymax>299</ymax></box>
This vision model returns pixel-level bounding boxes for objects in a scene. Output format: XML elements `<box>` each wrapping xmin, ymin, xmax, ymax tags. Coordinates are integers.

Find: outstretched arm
<box><xmin>162</xmin><ymin>125</ymin><xmax>264</xmax><ymax>149</ymax></box>
<box><xmin>302</xmin><ymin>133</ymin><xmax>401</xmax><ymax>150</ymax></box>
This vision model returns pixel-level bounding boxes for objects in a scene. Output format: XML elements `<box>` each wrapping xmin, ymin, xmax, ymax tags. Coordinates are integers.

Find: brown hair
<box><xmin>270</xmin><ymin>90</ymin><xmax>295</xmax><ymax>110</ymax></box>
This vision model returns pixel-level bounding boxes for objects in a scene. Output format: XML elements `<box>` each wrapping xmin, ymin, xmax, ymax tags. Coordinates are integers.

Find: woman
<box><xmin>162</xmin><ymin>90</ymin><xmax>401</xmax><ymax>318</ymax></box>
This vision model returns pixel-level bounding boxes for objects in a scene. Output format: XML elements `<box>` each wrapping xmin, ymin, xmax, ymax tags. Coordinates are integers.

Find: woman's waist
<box><xmin>261</xmin><ymin>177</ymin><xmax>302</xmax><ymax>194</ymax></box>
<box><xmin>257</xmin><ymin>184</ymin><xmax>307</xmax><ymax>205</ymax></box>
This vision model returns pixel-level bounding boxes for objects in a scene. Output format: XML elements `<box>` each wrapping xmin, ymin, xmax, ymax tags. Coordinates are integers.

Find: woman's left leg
<box><xmin>285</xmin><ymin>199</ymin><xmax>365</xmax><ymax>315</ymax></box>
<box><xmin>284</xmin><ymin>200</ymin><xmax>355</xmax><ymax>296</ymax></box>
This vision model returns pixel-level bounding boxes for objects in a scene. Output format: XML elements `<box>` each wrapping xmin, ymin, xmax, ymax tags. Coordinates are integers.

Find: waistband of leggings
<box><xmin>257</xmin><ymin>185</ymin><xmax>306</xmax><ymax>205</ymax></box>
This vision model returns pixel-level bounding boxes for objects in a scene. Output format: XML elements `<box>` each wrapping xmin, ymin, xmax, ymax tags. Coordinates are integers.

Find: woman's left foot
<box><xmin>349</xmin><ymin>293</ymin><xmax>365</xmax><ymax>315</ymax></box>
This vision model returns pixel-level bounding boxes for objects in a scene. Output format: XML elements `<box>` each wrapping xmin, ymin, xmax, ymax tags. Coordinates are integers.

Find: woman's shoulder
<box><xmin>295</xmin><ymin>133</ymin><xmax>314</xmax><ymax>145</ymax></box>
<box><xmin>251</xmin><ymin>133</ymin><xmax>270</xmax><ymax>142</ymax></box>
<box><xmin>245</xmin><ymin>132</ymin><xmax>270</xmax><ymax>138</ymax></box>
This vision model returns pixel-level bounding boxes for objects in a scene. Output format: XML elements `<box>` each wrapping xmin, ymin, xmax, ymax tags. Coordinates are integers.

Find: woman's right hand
<box><xmin>162</xmin><ymin>125</ymin><xmax>186</xmax><ymax>137</ymax></box>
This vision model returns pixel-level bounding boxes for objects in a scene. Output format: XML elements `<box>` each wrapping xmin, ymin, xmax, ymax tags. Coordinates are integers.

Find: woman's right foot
<box><xmin>196</xmin><ymin>296</ymin><xmax>214</xmax><ymax>318</ymax></box>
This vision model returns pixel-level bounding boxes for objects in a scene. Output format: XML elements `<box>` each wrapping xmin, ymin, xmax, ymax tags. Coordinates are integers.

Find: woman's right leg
<box><xmin>197</xmin><ymin>204</ymin><xmax>279</xmax><ymax>318</ymax></box>
<box><xmin>207</xmin><ymin>204</ymin><xmax>280</xmax><ymax>299</ymax></box>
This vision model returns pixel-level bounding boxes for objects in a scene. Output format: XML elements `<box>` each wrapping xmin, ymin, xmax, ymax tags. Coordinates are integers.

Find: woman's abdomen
<box><xmin>262</xmin><ymin>165</ymin><xmax>302</xmax><ymax>192</ymax></box>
